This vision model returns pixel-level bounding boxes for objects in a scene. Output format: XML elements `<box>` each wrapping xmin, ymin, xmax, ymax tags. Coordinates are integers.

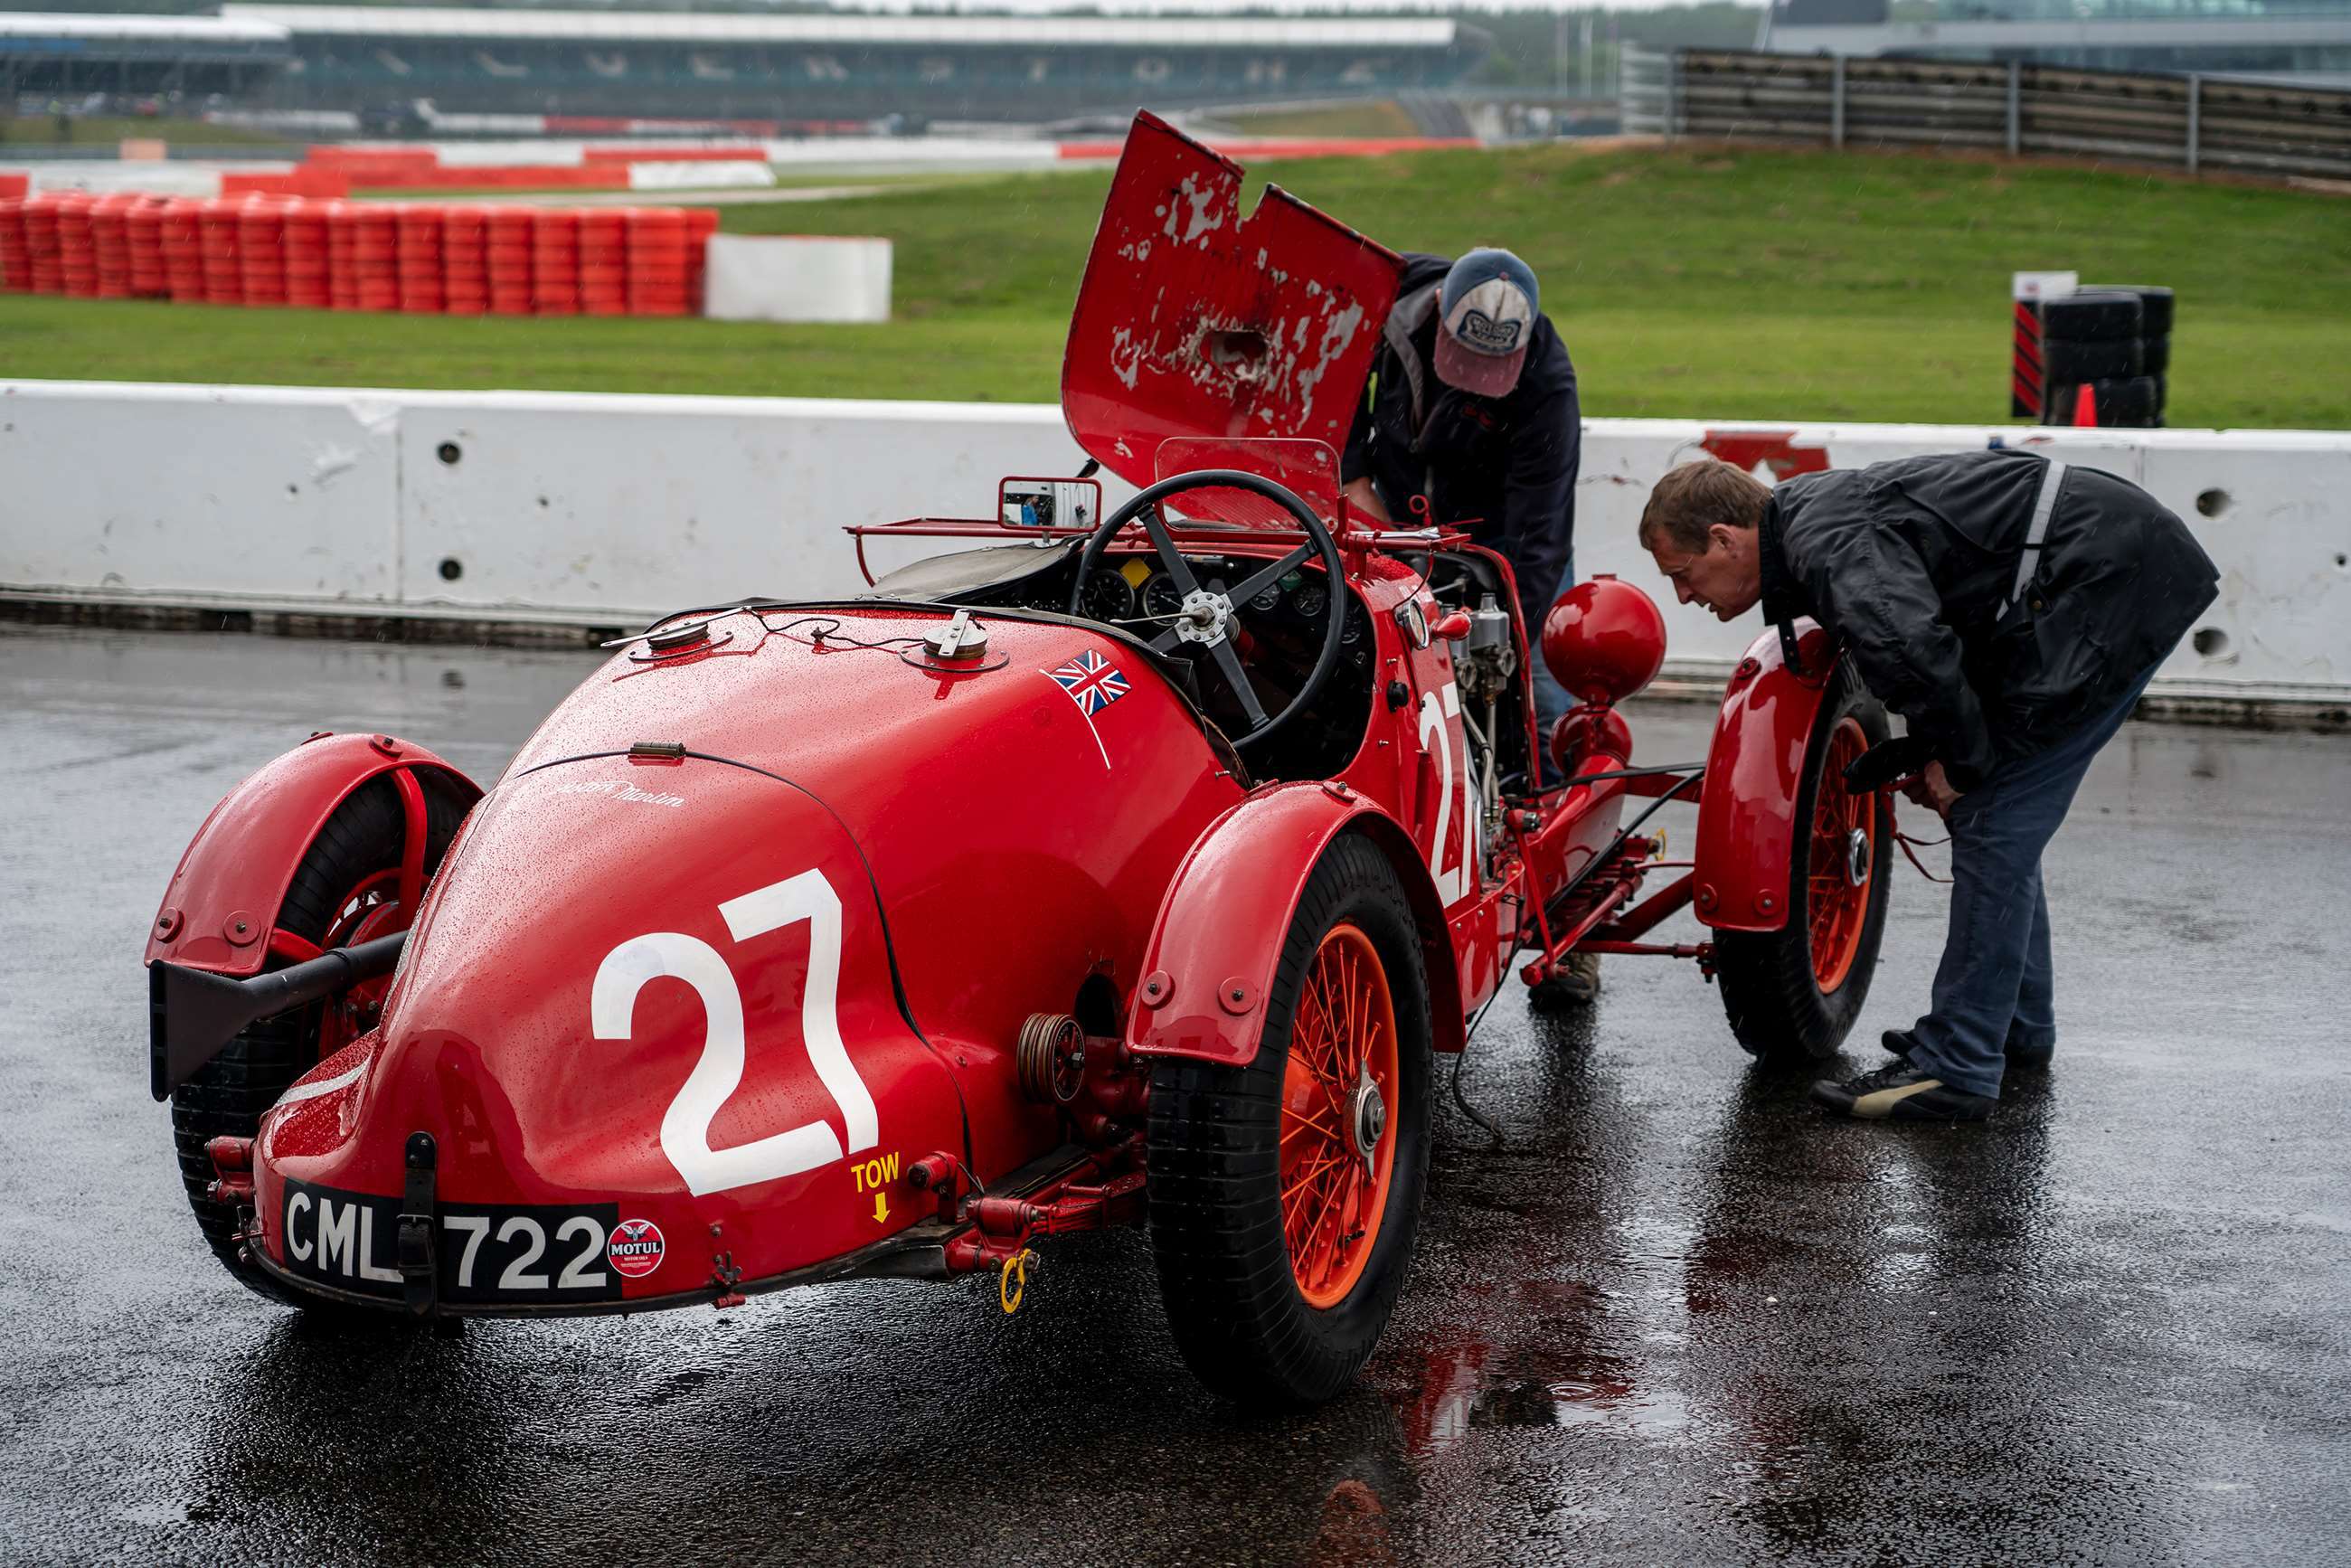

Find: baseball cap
<box><xmin>1434</xmin><ymin>248</ymin><xmax>1539</xmax><ymax>398</ymax></box>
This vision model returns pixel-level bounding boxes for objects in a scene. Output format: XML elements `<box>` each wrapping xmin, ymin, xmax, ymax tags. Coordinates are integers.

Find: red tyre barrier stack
<box><xmin>441</xmin><ymin>204</ymin><xmax>488</xmax><ymax>316</ymax></box>
<box><xmin>486</xmin><ymin>206</ymin><xmax>535</xmax><ymax>316</ymax></box>
<box><xmin>396</xmin><ymin>204</ymin><xmax>445</xmax><ymax>314</ymax></box>
<box><xmin>199</xmin><ymin>197</ymin><xmax>243</xmax><ymax>304</ymax></box>
<box><xmin>0</xmin><ymin>197</ymin><xmax>30</xmax><ymax>293</ymax></box>
<box><xmin>125</xmin><ymin>197</ymin><xmax>168</xmax><ymax>298</ymax></box>
<box><xmin>90</xmin><ymin>195</ymin><xmax>135</xmax><ymax>299</ymax></box>
<box><xmin>159</xmin><ymin>198</ymin><xmax>205</xmax><ymax>301</ymax></box>
<box><xmin>625</xmin><ymin>207</ymin><xmax>692</xmax><ymax>317</ymax></box>
<box><xmin>283</xmin><ymin>199</ymin><xmax>330</xmax><ymax>309</ymax></box>
<box><xmin>530</xmin><ymin>208</ymin><xmax>581</xmax><ymax>316</ymax></box>
<box><xmin>238</xmin><ymin>198</ymin><xmax>288</xmax><ymax>307</ymax></box>
<box><xmin>685</xmin><ymin>207</ymin><xmax>719</xmax><ymax>312</ymax></box>
<box><xmin>353</xmin><ymin>204</ymin><xmax>399</xmax><ymax>311</ymax></box>
<box><xmin>579</xmin><ymin>208</ymin><xmax>628</xmax><ymax>316</ymax></box>
<box><xmin>323</xmin><ymin>201</ymin><xmax>359</xmax><ymax>310</ymax></box>
<box><xmin>56</xmin><ymin>194</ymin><xmax>99</xmax><ymax>298</ymax></box>
<box><xmin>21</xmin><ymin>195</ymin><xmax>62</xmax><ymax>294</ymax></box>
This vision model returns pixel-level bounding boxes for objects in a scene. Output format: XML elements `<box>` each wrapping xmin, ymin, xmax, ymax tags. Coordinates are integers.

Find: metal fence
<box><xmin>1620</xmin><ymin>48</ymin><xmax>2351</xmax><ymax>181</ymax></box>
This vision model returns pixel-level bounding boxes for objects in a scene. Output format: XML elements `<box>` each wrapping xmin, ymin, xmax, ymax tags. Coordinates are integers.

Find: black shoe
<box><xmin>1811</xmin><ymin>1063</ymin><xmax>1995</xmax><ymax>1121</ymax></box>
<box><xmin>1883</xmin><ymin>1027</ymin><xmax>2054</xmax><ymax>1070</ymax></box>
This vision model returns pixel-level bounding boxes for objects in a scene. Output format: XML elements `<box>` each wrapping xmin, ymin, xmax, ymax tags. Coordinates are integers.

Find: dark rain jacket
<box><xmin>1762</xmin><ymin>449</ymin><xmax>2219</xmax><ymax>790</ymax></box>
<box><xmin>1342</xmin><ymin>253</ymin><xmax>1581</xmax><ymax>634</ymax></box>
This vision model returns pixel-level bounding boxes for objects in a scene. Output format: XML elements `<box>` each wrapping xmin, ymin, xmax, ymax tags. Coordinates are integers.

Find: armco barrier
<box><xmin>0</xmin><ymin>381</ymin><xmax>2343</xmax><ymax>713</ymax></box>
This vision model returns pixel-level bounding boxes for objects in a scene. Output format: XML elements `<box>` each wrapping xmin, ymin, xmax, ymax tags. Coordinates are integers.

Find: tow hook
<box><xmin>397</xmin><ymin>1132</ymin><xmax>438</xmax><ymax>1318</ymax></box>
<box><xmin>204</xmin><ymin>1136</ymin><xmax>255</xmax><ymax>1206</ymax></box>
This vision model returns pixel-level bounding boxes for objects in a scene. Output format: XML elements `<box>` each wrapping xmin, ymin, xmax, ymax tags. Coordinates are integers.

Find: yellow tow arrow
<box><xmin>873</xmin><ymin>1192</ymin><xmax>889</xmax><ymax>1224</ymax></box>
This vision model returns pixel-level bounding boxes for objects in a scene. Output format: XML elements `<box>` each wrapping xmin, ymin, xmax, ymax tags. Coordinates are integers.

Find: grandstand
<box><xmin>1</xmin><ymin>13</ymin><xmax>291</xmax><ymax>104</ymax></box>
<box><xmin>215</xmin><ymin>5</ymin><xmax>1489</xmax><ymax>126</ymax></box>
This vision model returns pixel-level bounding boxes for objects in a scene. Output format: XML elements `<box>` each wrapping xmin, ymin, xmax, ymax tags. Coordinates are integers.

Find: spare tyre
<box><xmin>2042</xmin><ymin>289</ymin><xmax>2143</xmax><ymax>342</ymax></box>
<box><xmin>2042</xmin><ymin>335</ymin><xmax>2142</xmax><ymax>383</ymax></box>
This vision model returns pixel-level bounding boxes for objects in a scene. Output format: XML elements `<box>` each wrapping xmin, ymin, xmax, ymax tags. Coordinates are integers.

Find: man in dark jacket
<box><xmin>1341</xmin><ymin>248</ymin><xmax>1582</xmax><ymax>736</ymax></box>
<box><xmin>1342</xmin><ymin>247</ymin><xmax>1586</xmax><ymax>996</ymax></box>
<box><xmin>1639</xmin><ymin>449</ymin><xmax>2219</xmax><ymax>1120</ymax></box>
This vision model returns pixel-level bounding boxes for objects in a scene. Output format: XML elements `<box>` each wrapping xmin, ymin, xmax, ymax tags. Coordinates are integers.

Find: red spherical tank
<box><xmin>1551</xmin><ymin>704</ymin><xmax>1635</xmax><ymax>781</ymax></box>
<box><xmin>1541</xmin><ymin>575</ymin><xmax>1667</xmax><ymax>707</ymax></box>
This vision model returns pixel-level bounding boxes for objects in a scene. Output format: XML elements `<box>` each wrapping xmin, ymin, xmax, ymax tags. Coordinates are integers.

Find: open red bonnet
<box><xmin>1061</xmin><ymin>112</ymin><xmax>1404</xmax><ymax>529</ymax></box>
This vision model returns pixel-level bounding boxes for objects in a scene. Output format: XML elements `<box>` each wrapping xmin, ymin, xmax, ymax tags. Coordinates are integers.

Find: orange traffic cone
<box><xmin>2072</xmin><ymin>383</ymin><xmax>2098</xmax><ymax>427</ymax></box>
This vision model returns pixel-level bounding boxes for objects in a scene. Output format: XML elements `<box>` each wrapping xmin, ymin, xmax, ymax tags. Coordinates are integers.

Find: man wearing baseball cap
<box><xmin>1342</xmin><ymin>248</ymin><xmax>1592</xmax><ymax>999</ymax></box>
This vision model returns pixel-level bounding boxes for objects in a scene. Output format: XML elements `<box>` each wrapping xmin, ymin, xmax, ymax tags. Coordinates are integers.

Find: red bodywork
<box><xmin>146</xmin><ymin>732</ymin><xmax>480</xmax><ymax>976</ymax></box>
<box><xmin>1691</xmin><ymin>621</ymin><xmax>1838</xmax><ymax>933</ymax></box>
<box><xmin>156</xmin><ymin>114</ymin><xmax>1842</xmax><ymax>1325</ymax></box>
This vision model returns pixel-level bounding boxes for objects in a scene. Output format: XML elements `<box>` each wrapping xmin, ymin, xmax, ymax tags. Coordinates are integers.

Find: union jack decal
<box><xmin>1049</xmin><ymin>648</ymin><xmax>1129</xmax><ymax>716</ymax></box>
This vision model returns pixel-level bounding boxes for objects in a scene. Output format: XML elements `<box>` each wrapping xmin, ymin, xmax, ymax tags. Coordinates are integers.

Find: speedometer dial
<box><xmin>1292</xmin><ymin>582</ymin><xmax>1328</xmax><ymax>620</ymax></box>
<box><xmin>1080</xmin><ymin>568</ymin><xmax>1136</xmax><ymax>623</ymax></box>
<box><xmin>1142</xmin><ymin>574</ymin><xmax>1186</xmax><ymax>619</ymax></box>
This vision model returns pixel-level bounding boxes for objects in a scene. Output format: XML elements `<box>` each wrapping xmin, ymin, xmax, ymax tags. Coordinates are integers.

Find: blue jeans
<box><xmin>1906</xmin><ymin>662</ymin><xmax>2162</xmax><ymax>1099</ymax></box>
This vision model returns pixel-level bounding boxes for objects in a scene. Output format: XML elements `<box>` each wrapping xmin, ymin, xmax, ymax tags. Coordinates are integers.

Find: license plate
<box><xmin>280</xmin><ymin>1178</ymin><xmax>628</xmax><ymax>1305</ymax></box>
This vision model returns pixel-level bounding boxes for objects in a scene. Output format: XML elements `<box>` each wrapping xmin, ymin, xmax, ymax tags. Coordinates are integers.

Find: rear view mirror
<box><xmin>998</xmin><ymin>477</ymin><xmax>1102</xmax><ymax>532</ymax></box>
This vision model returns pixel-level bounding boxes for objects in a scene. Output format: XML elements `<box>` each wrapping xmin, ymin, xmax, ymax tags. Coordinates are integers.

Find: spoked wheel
<box><xmin>1280</xmin><ymin>924</ymin><xmax>1400</xmax><ymax>1309</ymax></box>
<box><xmin>1714</xmin><ymin>662</ymin><xmax>1893</xmax><ymax>1061</ymax></box>
<box><xmin>167</xmin><ymin>774</ymin><xmax>469</xmax><ymax>1305</ymax></box>
<box><xmin>1147</xmin><ymin>834</ymin><xmax>1431</xmax><ymax>1406</ymax></box>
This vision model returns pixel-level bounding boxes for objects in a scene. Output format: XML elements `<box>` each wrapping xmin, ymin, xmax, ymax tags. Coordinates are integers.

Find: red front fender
<box><xmin>1693</xmin><ymin>621</ymin><xmax>1839</xmax><ymax>934</ymax></box>
<box><xmin>145</xmin><ymin>732</ymin><xmax>483</xmax><ymax>976</ymax></box>
<box><xmin>1124</xmin><ymin>784</ymin><xmax>1467</xmax><ymax>1068</ymax></box>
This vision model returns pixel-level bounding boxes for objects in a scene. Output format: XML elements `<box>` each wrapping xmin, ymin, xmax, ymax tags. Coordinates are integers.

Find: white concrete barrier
<box><xmin>2</xmin><ymin>380</ymin><xmax>2344</xmax><ymax>709</ymax></box>
<box><xmin>702</xmin><ymin>235</ymin><xmax>891</xmax><ymax>323</ymax></box>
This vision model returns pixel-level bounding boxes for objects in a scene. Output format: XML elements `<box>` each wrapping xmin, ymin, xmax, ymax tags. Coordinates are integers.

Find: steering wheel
<box><xmin>1067</xmin><ymin>469</ymin><xmax>1347</xmax><ymax>751</ymax></box>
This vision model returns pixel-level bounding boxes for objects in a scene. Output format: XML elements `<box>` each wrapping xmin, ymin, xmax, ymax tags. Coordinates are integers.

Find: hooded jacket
<box><xmin>1341</xmin><ymin>252</ymin><xmax>1581</xmax><ymax>633</ymax></box>
<box><xmin>1763</xmin><ymin>449</ymin><xmax>2219</xmax><ymax>789</ymax></box>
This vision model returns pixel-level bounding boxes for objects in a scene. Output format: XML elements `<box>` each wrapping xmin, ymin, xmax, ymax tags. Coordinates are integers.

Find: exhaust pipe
<box><xmin>149</xmin><ymin>932</ymin><xmax>409</xmax><ymax>1101</ymax></box>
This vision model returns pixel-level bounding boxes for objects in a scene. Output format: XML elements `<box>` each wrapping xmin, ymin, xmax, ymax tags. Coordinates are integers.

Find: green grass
<box><xmin>5</xmin><ymin>143</ymin><xmax>2347</xmax><ymax>427</ymax></box>
<box><xmin>0</xmin><ymin>115</ymin><xmax>292</xmax><ymax>149</ymax></box>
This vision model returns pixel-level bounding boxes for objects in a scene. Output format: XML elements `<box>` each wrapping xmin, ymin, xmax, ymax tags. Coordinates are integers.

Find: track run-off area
<box><xmin>4</xmin><ymin>622</ymin><xmax>2347</xmax><ymax>1564</ymax></box>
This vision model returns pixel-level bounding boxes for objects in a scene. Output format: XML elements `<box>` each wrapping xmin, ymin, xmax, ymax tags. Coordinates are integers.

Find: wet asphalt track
<box><xmin>4</xmin><ymin>620</ymin><xmax>2349</xmax><ymax>1567</ymax></box>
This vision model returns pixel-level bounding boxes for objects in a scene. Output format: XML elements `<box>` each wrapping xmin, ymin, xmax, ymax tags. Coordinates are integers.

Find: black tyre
<box><xmin>168</xmin><ymin>772</ymin><xmax>468</xmax><ymax>1304</ymax></box>
<box><xmin>2042</xmin><ymin>335</ymin><xmax>2142</xmax><ymax>383</ymax></box>
<box><xmin>2043</xmin><ymin>289</ymin><xmax>2143</xmax><ymax>342</ymax></box>
<box><xmin>1714</xmin><ymin>662</ymin><xmax>1893</xmax><ymax>1062</ymax></box>
<box><xmin>1146</xmin><ymin>832</ymin><xmax>1432</xmax><ymax>1407</ymax></box>
<box><xmin>2144</xmin><ymin>334</ymin><xmax>2170</xmax><ymax>376</ymax></box>
<box><xmin>2098</xmin><ymin>284</ymin><xmax>2175</xmax><ymax>335</ymax></box>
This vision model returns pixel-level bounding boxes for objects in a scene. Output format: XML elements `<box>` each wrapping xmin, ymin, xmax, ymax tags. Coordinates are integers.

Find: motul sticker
<box><xmin>608</xmin><ymin>1218</ymin><xmax>666</xmax><ymax>1278</ymax></box>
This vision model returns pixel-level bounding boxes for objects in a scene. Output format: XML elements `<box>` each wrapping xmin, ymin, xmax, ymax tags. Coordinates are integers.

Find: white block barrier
<box><xmin>1</xmin><ymin>380</ymin><xmax>2344</xmax><ymax>710</ymax></box>
<box><xmin>702</xmin><ymin>235</ymin><xmax>891</xmax><ymax>323</ymax></box>
<box><xmin>628</xmin><ymin>160</ymin><xmax>777</xmax><ymax>193</ymax></box>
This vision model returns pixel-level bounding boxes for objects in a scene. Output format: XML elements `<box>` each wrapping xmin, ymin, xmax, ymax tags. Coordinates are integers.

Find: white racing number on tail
<box><xmin>591</xmin><ymin>870</ymin><xmax>878</xmax><ymax>1197</ymax></box>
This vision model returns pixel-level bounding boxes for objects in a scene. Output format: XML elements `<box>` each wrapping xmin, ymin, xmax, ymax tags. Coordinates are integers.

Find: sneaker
<box><xmin>1882</xmin><ymin>1027</ymin><xmax>2054</xmax><ymax>1069</ymax></box>
<box><xmin>1811</xmin><ymin>1063</ymin><xmax>1995</xmax><ymax>1121</ymax></box>
<box><xmin>1528</xmin><ymin>950</ymin><xmax>1601</xmax><ymax>1010</ymax></box>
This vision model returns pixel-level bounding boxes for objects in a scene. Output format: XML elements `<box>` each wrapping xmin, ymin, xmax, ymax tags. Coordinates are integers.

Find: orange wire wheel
<box><xmin>1710</xmin><ymin>661</ymin><xmax>1893</xmax><ymax>1060</ymax></box>
<box><xmin>1279</xmin><ymin>922</ymin><xmax>1399</xmax><ymax>1309</ymax></box>
<box><xmin>1805</xmin><ymin>716</ymin><xmax>1877</xmax><ymax>994</ymax></box>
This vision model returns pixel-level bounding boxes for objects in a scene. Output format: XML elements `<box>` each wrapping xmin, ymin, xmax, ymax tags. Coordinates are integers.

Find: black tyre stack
<box><xmin>2039</xmin><ymin>285</ymin><xmax>2172</xmax><ymax>429</ymax></box>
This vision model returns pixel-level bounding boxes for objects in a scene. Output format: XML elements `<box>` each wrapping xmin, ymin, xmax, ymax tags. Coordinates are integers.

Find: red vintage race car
<box><xmin>145</xmin><ymin>114</ymin><xmax>1893</xmax><ymax>1405</ymax></box>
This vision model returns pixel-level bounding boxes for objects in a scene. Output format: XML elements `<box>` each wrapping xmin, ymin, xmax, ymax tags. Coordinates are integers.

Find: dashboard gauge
<box><xmin>1249</xmin><ymin>581</ymin><xmax>1283</xmax><ymax>614</ymax></box>
<box><xmin>1080</xmin><ymin>568</ymin><xmax>1136</xmax><ymax>623</ymax></box>
<box><xmin>1142</xmin><ymin>574</ymin><xmax>1186</xmax><ymax>619</ymax></box>
<box><xmin>1340</xmin><ymin>606</ymin><xmax>1365</xmax><ymax>646</ymax></box>
<box><xmin>1292</xmin><ymin>582</ymin><xmax>1328</xmax><ymax>620</ymax></box>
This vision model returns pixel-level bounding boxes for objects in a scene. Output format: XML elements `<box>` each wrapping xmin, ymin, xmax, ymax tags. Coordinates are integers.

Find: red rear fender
<box><xmin>1126</xmin><ymin>785</ymin><xmax>1466</xmax><ymax>1068</ymax></box>
<box><xmin>1693</xmin><ymin>622</ymin><xmax>1836</xmax><ymax>933</ymax></box>
<box><xmin>146</xmin><ymin>733</ymin><xmax>482</xmax><ymax>976</ymax></box>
